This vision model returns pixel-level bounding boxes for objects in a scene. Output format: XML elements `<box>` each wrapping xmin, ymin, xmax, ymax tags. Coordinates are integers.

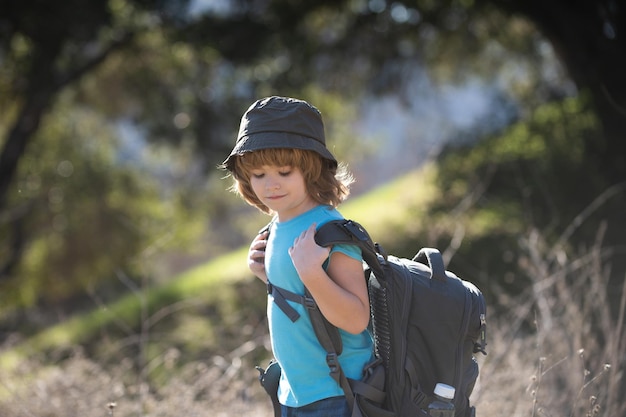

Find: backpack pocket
<box><xmin>351</xmin><ymin>360</ymin><xmax>395</xmax><ymax>417</ymax></box>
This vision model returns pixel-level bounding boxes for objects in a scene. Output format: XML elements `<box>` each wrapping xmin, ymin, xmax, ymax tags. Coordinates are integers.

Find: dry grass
<box><xmin>473</xmin><ymin>225</ymin><xmax>625</xmax><ymax>417</ymax></box>
<box><xmin>1</xmin><ymin>227</ymin><xmax>624</xmax><ymax>417</ymax></box>
<box><xmin>0</xmin><ymin>341</ymin><xmax>274</xmax><ymax>417</ymax></box>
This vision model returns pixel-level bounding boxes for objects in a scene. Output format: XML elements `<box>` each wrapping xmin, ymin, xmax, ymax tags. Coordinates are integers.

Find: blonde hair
<box><xmin>227</xmin><ymin>148</ymin><xmax>353</xmax><ymax>214</ymax></box>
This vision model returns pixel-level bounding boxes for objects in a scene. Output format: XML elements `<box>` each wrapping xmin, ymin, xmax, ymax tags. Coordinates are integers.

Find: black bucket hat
<box><xmin>222</xmin><ymin>96</ymin><xmax>338</xmax><ymax>171</ymax></box>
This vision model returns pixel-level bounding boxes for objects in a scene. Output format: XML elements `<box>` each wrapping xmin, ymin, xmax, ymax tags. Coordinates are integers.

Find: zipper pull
<box><xmin>478</xmin><ymin>313</ymin><xmax>487</xmax><ymax>355</ymax></box>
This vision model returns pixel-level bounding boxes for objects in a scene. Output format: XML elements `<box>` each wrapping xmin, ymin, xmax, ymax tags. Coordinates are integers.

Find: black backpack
<box><xmin>257</xmin><ymin>219</ymin><xmax>487</xmax><ymax>417</ymax></box>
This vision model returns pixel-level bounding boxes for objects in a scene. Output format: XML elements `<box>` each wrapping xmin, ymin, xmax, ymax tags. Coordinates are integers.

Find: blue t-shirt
<box><xmin>265</xmin><ymin>205</ymin><xmax>374</xmax><ymax>407</ymax></box>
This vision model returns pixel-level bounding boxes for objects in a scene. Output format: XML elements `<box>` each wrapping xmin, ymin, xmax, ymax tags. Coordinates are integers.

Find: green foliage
<box><xmin>438</xmin><ymin>96</ymin><xmax>601</xmax><ymax>228</ymax></box>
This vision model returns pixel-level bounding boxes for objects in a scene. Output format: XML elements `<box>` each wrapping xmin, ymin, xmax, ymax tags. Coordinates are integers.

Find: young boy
<box><xmin>221</xmin><ymin>96</ymin><xmax>373</xmax><ymax>417</ymax></box>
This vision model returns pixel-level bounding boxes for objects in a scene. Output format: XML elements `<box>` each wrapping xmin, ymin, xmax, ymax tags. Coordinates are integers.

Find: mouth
<box><xmin>266</xmin><ymin>195</ymin><xmax>285</xmax><ymax>200</ymax></box>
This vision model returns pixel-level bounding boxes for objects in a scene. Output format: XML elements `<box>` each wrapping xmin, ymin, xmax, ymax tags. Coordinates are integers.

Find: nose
<box><xmin>265</xmin><ymin>176</ymin><xmax>280</xmax><ymax>190</ymax></box>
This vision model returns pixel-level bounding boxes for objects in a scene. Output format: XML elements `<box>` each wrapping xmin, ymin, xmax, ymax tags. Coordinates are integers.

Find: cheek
<box><xmin>249</xmin><ymin>178</ymin><xmax>263</xmax><ymax>195</ymax></box>
<box><xmin>295</xmin><ymin>175</ymin><xmax>309</xmax><ymax>191</ymax></box>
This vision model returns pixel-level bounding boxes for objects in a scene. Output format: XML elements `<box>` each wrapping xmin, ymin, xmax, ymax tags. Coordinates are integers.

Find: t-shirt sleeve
<box><xmin>330</xmin><ymin>243</ymin><xmax>362</xmax><ymax>262</ymax></box>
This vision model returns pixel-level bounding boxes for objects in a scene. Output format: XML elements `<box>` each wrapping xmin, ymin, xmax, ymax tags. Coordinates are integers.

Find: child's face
<box><xmin>249</xmin><ymin>164</ymin><xmax>316</xmax><ymax>221</ymax></box>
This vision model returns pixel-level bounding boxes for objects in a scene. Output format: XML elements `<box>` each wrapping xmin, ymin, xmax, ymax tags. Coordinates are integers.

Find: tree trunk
<box><xmin>0</xmin><ymin>91</ymin><xmax>53</xmax><ymax>211</ymax></box>
<box><xmin>0</xmin><ymin>90</ymin><xmax>53</xmax><ymax>279</ymax></box>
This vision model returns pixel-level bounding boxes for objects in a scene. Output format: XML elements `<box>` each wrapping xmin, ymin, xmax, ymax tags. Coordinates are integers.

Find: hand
<box><xmin>288</xmin><ymin>223</ymin><xmax>331</xmax><ymax>280</ymax></box>
<box><xmin>289</xmin><ymin>223</ymin><xmax>369</xmax><ymax>334</ymax></box>
<box><xmin>248</xmin><ymin>230</ymin><xmax>268</xmax><ymax>282</ymax></box>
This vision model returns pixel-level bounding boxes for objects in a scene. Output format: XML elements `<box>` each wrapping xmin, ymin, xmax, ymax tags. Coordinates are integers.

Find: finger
<box><xmin>251</xmin><ymin>245</ymin><xmax>266</xmax><ymax>256</ymax></box>
<box><xmin>299</xmin><ymin>223</ymin><xmax>315</xmax><ymax>240</ymax></box>
<box><xmin>251</xmin><ymin>236</ymin><xmax>267</xmax><ymax>248</ymax></box>
<box><xmin>251</xmin><ymin>241</ymin><xmax>266</xmax><ymax>251</ymax></box>
<box><xmin>252</xmin><ymin>232</ymin><xmax>267</xmax><ymax>244</ymax></box>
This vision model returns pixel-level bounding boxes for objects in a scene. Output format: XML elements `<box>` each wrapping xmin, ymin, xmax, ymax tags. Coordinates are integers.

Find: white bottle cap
<box><xmin>434</xmin><ymin>383</ymin><xmax>455</xmax><ymax>400</ymax></box>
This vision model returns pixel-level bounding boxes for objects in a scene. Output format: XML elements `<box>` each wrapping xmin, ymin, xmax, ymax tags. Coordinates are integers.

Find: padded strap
<box><xmin>315</xmin><ymin>220</ymin><xmax>385</xmax><ymax>278</ymax></box>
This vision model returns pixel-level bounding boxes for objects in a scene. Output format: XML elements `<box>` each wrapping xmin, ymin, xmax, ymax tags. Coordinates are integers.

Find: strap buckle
<box><xmin>326</xmin><ymin>353</ymin><xmax>340</xmax><ymax>374</ymax></box>
<box><xmin>303</xmin><ymin>296</ymin><xmax>316</xmax><ymax>309</ymax></box>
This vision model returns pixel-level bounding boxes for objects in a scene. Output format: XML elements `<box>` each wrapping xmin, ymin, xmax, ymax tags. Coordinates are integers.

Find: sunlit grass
<box><xmin>341</xmin><ymin>164</ymin><xmax>438</xmax><ymax>236</ymax></box>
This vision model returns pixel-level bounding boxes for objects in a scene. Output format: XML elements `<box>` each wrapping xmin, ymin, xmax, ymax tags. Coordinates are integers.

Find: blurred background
<box><xmin>1</xmin><ymin>1</ymin><xmax>624</xmax><ymax>416</ymax></box>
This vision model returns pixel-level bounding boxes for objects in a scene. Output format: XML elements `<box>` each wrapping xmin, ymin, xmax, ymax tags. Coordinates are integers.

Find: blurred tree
<box><xmin>0</xmin><ymin>88</ymin><xmax>217</xmax><ymax>326</ymax></box>
<box><xmin>0</xmin><ymin>0</ymin><xmax>210</xmax><ymax>321</ymax></box>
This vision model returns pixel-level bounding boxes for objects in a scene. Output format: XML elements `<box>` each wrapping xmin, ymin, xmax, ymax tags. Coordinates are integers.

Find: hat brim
<box><xmin>223</xmin><ymin>131</ymin><xmax>337</xmax><ymax>171</ymax></box>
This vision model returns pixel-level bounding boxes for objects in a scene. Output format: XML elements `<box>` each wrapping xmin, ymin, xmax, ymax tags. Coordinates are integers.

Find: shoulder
<box><xmin>313</xmin><ymin>207</ymin><xmax>362</xmax><ymax>261</ymax></box>
<box><xmin>313</xmin><ymin>205</ymin><xmax>344</xmax><ymax>224</ymax></box>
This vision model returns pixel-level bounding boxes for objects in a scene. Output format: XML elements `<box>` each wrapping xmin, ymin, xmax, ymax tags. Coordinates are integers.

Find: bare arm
<box><xmin>288</xmin><ymin>223</ymin><xmax>370</xmax><ymax>334</ymax></box>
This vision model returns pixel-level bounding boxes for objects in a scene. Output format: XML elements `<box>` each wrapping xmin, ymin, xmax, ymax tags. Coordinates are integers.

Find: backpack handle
<box><xmin>412</xmin><ymin>248</ymin><xmax>447</xmax><ymax>282</ymax></box>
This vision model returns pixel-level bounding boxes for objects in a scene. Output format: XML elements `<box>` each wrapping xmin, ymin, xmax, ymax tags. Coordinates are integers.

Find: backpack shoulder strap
<box><xmin>315</xmin><ymin>220</ymin><xmax>385</xmax><ymax>277</ymax></box>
